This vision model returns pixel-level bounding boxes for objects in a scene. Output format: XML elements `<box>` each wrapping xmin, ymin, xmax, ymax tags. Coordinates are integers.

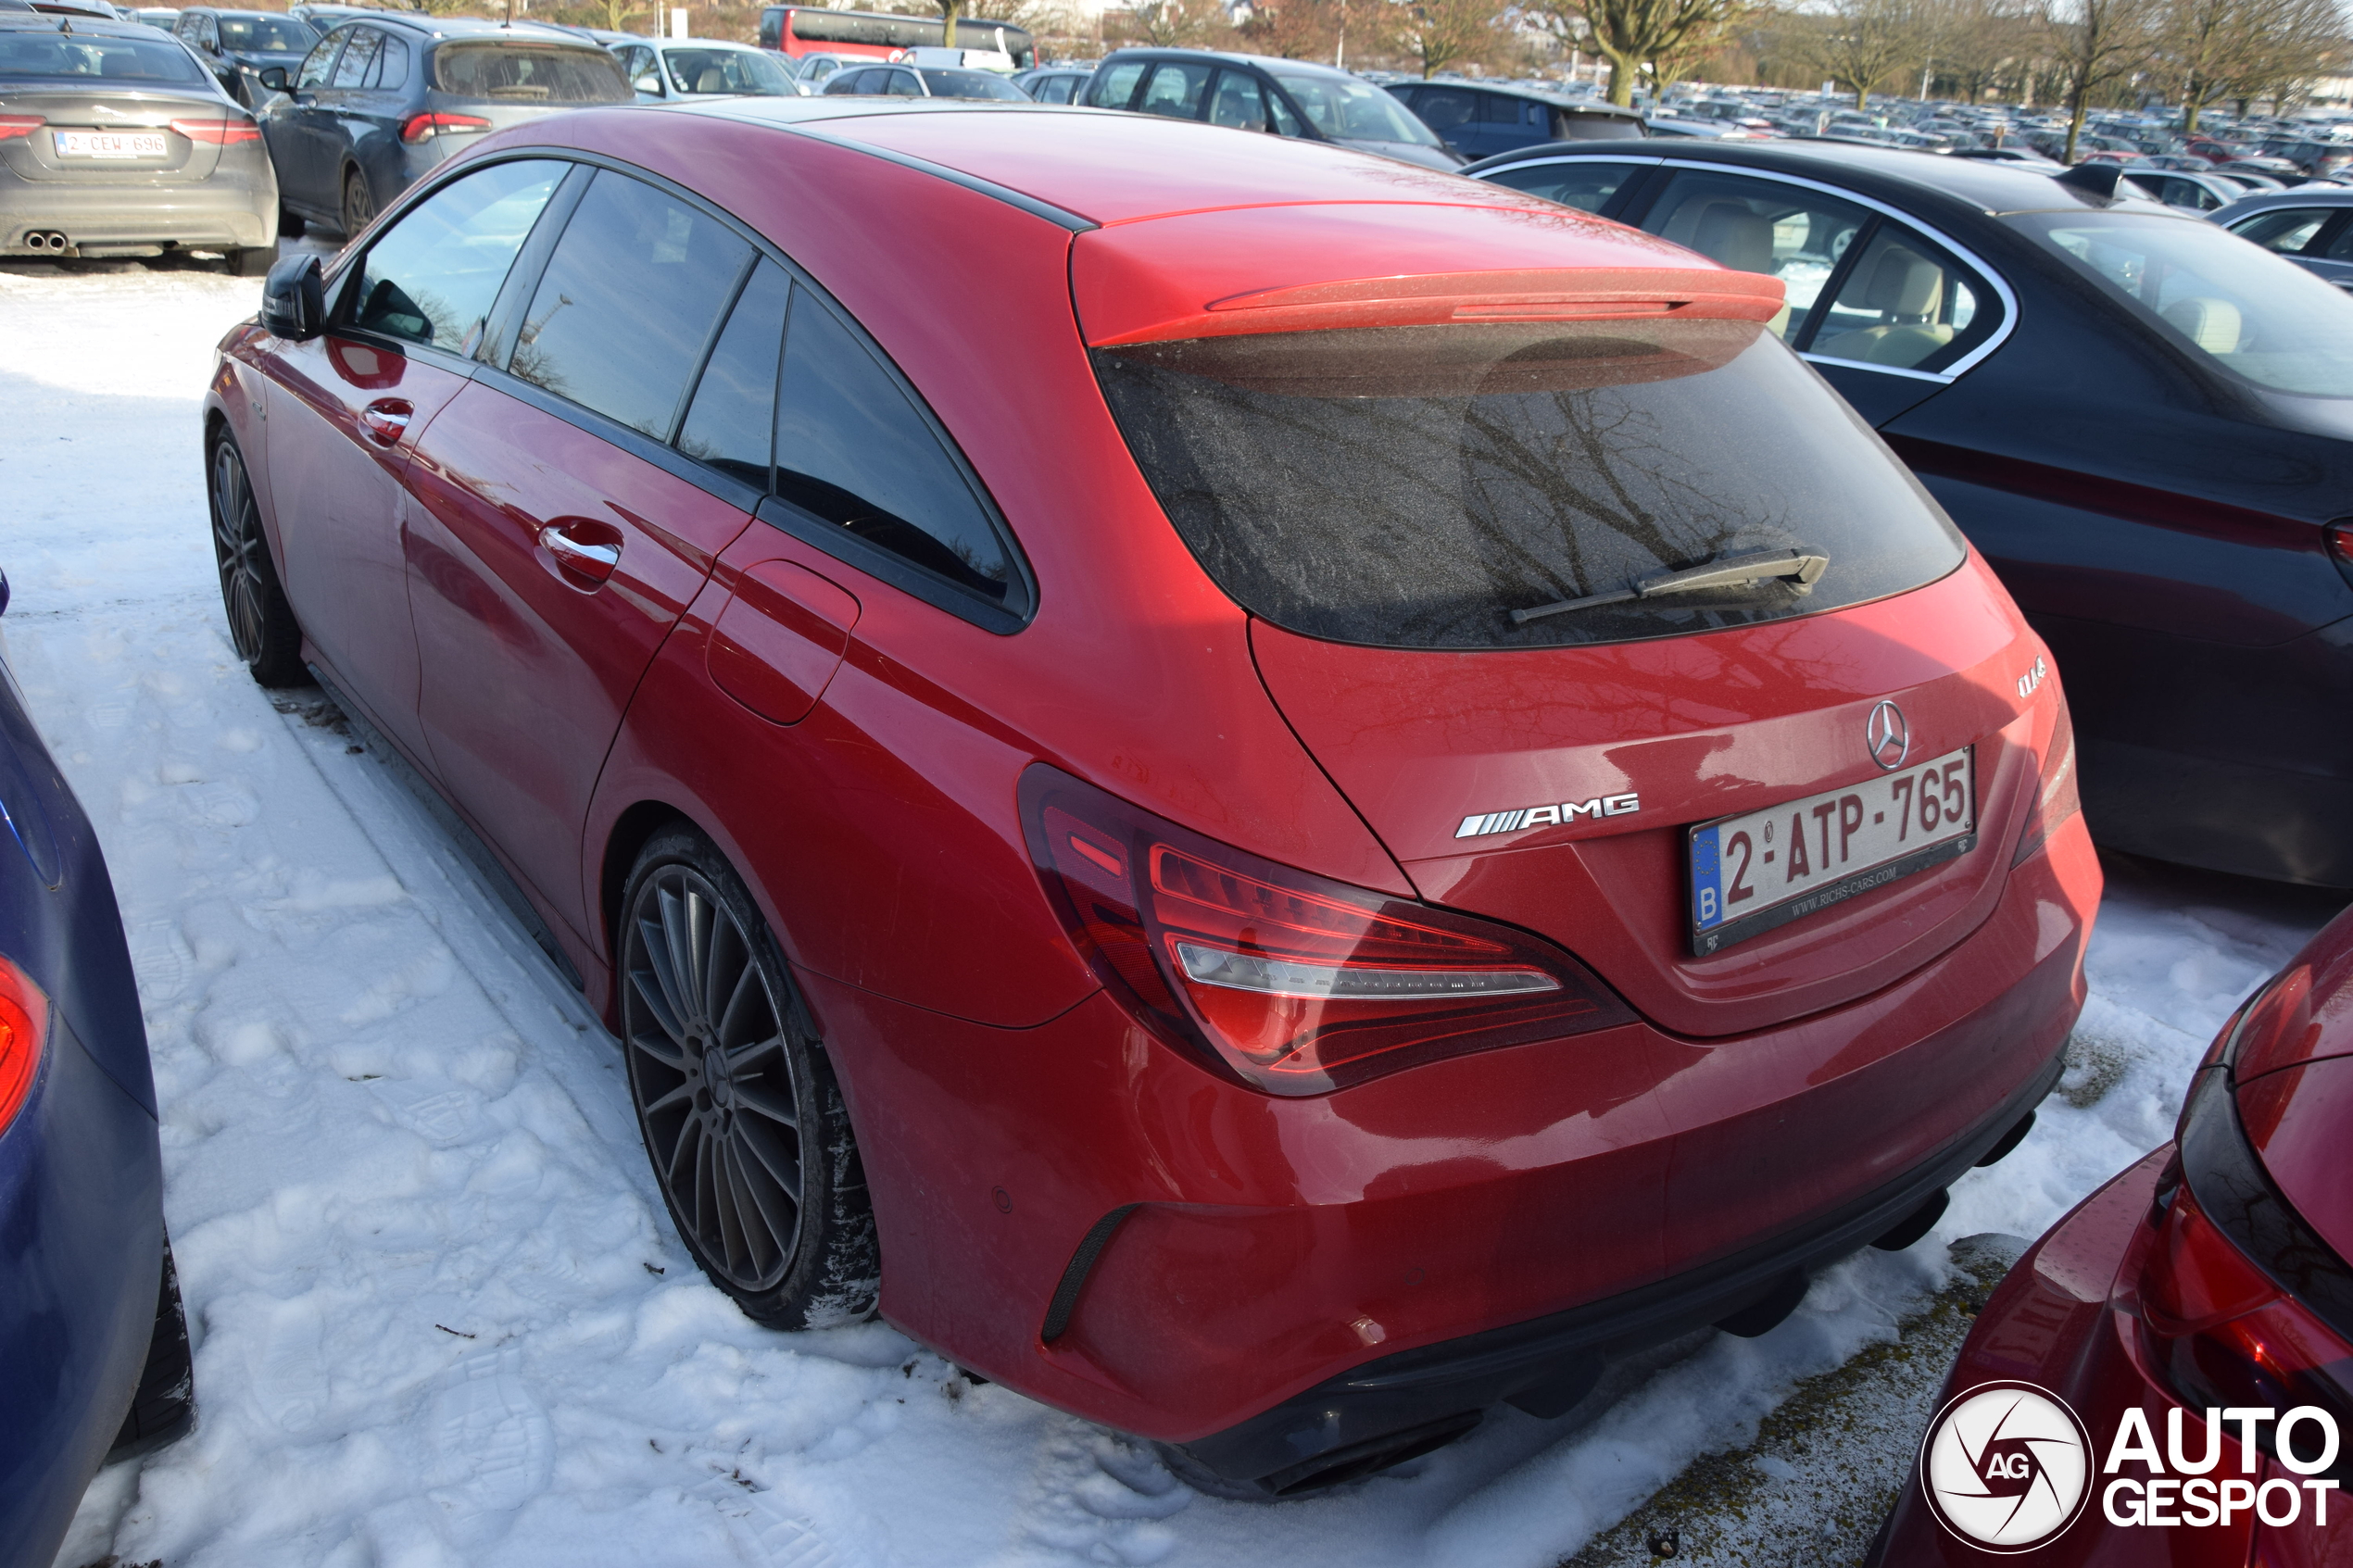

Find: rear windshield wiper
<box><xmin>1510</xmin><ymin>548</ymin><xmax>1831</xmax><ymax>626</ymax></box>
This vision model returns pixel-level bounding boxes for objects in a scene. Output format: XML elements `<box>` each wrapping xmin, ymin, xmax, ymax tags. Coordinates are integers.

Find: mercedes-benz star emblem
<box><xmin>1919</xmin><ymin>1381</ymin><xmax>2093</xmax><ymax>1552</ymax></box>
<box><xmin>1866</xmin><ymin>699</ymin><xmax>1910</xmax><ymax>771</ymax></box>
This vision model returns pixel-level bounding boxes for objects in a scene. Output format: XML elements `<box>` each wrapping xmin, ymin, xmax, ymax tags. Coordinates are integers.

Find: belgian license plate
<box><xmin>1688</xmin><ymin>746</ymin><xmax>1975</xmax><ymax>957</ymax></box>
<box><xmin>54</xmin><ymin>132</ymin><xmax>167</xmax><ymax>158</ymax></box>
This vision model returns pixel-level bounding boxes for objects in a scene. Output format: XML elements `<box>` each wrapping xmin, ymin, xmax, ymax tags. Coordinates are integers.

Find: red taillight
<box><xmin>400</xmin><ymin>112</ymin><xmax>490</xmax><ymax>144</ymax></box>
<box><xmin>0</xmin><ymin>955</ymin><xmax>49</xmax><ymax>1136</ymax></box>
<box><xmin>2328</xmin><ymin>523</ymin><xmax>2353</xmax><ymax>568</ymax></box>
<box><xmin>0</xmin><ymin>115</ymin><xmax>44</xmax><ymax>141</ymax></box>
<box><xmin>1020</xmin><ymin>764</ymin><xmax>1632</xmax><ymax>1095</ymax></box>
<box><xmin>2132</xmin><ymin>1069</ymin><xmax>2353</xmax><ymax>1479</ymax></box>
<box><xmin>2011</xmin><ymin>690</ymin><xmax>2082</xmax><ymax>867</ymax></box>
<box><xmin>170</xmin><ymin>116</ymin><xmax>261</xmax><ymax>144</ymax></box>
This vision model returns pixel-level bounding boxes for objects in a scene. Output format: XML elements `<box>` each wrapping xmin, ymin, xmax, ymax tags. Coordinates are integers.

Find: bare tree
<box><xmin>2042</xmin><ymin>0</ymin><xmax>2161</xmax><ymax>160</ymax></box>
<box><xmin>1239</xmin><ymin>0</ymin><xmax>1340</xmax><ymax>57</ymax></box>
<box><xmin>1108</xmin><ymin>0</ymin><xmax>1234</xmax><ymax>44</ymax></box>
<box><xmin>1796</xmin><ymin>0</ymin><xmax>1924</xmax><ymax>107</ymax></box>
<box><xmin>1394</xmin><ymin>0</ymin><xmax>1510</xmax><ymax>74</ymax></box>
<box><xmin>1529</xmin><ymin>0</ymin><xmax>1753</xmax><ymax>104</ymax></box>
<box><xmin>2164</xmin><ymin>0</ymin><xmax>2344</xmax><ymax>127</ymax></box>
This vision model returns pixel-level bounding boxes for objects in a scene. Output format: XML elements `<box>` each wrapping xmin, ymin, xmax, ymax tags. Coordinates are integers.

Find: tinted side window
<box><xmin>510</xmin><ymin>169</ymin><xmax>754</xmax><ymax>440</ymax></box>
<box><xmin>1137</xmin><ymin>60</ymin><xmax>1211</xmax><ymax>119</ymax></box>
<box><xmin>773</xmin><ymin>291</ymin><xmax>1011</xmax><ymax>603</ymax></box>
<box><xmin>1810</xmin><ymin>225</ymin><xmax>1993</xmax><ymax>370</ymax></box>
<box><xmin>1415</xmin><ymin>86</ymin><xmax>1475</xmax><ymax>130</ymax></box>
<box><xmin>329</xmin><ymin>26</ymin><xmax>379</xmax><ymax>87</ymax></box>
<box><xmin>296</xmin><ymin>31</ymin><xmax>341</xmax><ymax>87</ymax></box>
<box><xmin>2233</xmin><ymin>207</ymin><xmax>2330</xmax><ymax>254</ymax></box>
<box><xmin>678</xmin><ymin>260</ymin><xmax>788</xmax><ymax>489</ymax></box>
<box><xmin>351</xmin><ymin>157</ymin><xmax>565</xmax><ymax>353</ymax></box>
<box><xmin>377</xmin><ymin>33</ymin><xmax>409</xmax><ymax>89</ymax></box>
<box><xmin>1087</xmin><ymin>58</ymin><xmax>1142</xmax><ymax>107</ymax></box>
<box><xmin>1206</xmin><ymin>69</ymin><xmax>1266</xmax><ymax>131</ymax></box>
<box><xmin>1481</xmin><ymin>158</ymin><xmax>1640</xmax><ymax>214</ymax></box>
<box><xmin>1638</xmin><ymin>170</ymin><xmax>1869</xmax><ymax>345</ymax></box>
<box><xmin>1478</xmin><ymin>92</ymin><xmax>1521</xmax><ymax>123</ymax></box>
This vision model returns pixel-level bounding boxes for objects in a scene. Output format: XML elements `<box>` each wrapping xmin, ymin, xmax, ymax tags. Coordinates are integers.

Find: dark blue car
<box><xmin>1384</xmin><ymin>80</ymin><xmax>1644</xmax><ymax>162</ymax></box>
<box><xmin>0</xmin><ymin>571</ymin><xmax>190</xmax><ymax>1568</ymax></box>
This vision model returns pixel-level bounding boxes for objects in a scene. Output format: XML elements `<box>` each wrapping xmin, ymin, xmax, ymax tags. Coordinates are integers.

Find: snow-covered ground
<box><xmin>5</xmin><ymin>257</ymin><xmax>2341</xmax><ymax>1568</ymax></box>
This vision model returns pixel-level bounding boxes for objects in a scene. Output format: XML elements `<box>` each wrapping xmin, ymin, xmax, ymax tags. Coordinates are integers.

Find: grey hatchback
<box><xmin>254</xmin><ymin>15</ymin><xmax>627</xmax><ymax>236</ymax></box>
<box><xmin>0</xmin><ymin>10</ymin><xmax>277</xmax><ymax>269</ymax></box>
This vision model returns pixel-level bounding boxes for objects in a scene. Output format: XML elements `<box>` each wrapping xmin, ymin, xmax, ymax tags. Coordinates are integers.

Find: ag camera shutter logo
<box><xmin>1919</xmin><ymin>1381</ymin><xmax>2095</xmax><ymax>1552</ymax></box>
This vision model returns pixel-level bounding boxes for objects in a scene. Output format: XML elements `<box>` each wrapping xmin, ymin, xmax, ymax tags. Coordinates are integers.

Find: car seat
<box><xmin>696</xmin><ymin>66</ymin><xmax>728</xmax><ymax>92</ymax></box>
<box><xmin>1812</xmin><ymin>245</ymin><xmax>1955</xmax><ymax>367</ymax></box>
<box><xmin>1678</xmin><ymin>199</ymin><xmax>1792</xmax><ymax>337</ymax></box>
<box><xmin>2161</xmin><ymin>295</ymin><xmax>2242</xmax><ymax>354</ymax></box>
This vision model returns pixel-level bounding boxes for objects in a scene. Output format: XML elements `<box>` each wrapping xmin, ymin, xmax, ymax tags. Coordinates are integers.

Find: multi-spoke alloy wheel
<box><xmin>620</xmin><ymin>828</ymin><xmax>877</xmax><ymax>1325</ymax></box>
<box><xmin>207</xmin><ymin>433</ymin><xmax>305</xmax><ymax>687</ymax></box>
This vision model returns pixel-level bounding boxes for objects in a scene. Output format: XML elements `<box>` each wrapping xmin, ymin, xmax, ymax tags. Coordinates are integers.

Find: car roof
<box><xmin>1406</xmin><ymin>78</ymin><xmax>1641</xmax><ymax>114</ymax></box>
<box><xmin>1096</xmin><ymin>44</ymin><xmax>1356</xmax><ymax>79</ymax></box>
<box><xmin>1466</xmin><ymin>136</ymin><xmax>2183</xmax><ymax>217</ymax></box>
<box><xmin>0</xmin><ymin>10</ymin><xmax>155</xmax><ymax>33</ymax></box>
<box><xmin>338</xmin><ymin>14</ymin><xmax>598</xmax><ymax>42</ymax></box>
<box><xmin>680</xmin><ymin>96</ymin><xmax>1675</xmax><ymax>235</ymax></box>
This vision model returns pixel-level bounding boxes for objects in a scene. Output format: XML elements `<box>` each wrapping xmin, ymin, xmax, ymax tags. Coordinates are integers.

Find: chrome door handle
<box><xmin>360</xmin><ymin>398</ymin><xmax>411</xmax><ymax>445</ymax></box>
<box><xmin>538</xmin><ymin>523</ymin><xmax>620</xmax><ymax>583</ymax></box>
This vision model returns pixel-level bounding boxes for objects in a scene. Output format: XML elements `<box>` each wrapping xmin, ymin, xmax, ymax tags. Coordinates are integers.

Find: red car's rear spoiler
<box><xmin>1074</xmin><ymin>202</ymin><xmax>1787</xmax><ymax>347</ymax></box>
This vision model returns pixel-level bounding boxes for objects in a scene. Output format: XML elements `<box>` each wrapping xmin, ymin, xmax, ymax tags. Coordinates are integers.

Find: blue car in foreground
<box><xmin>0</xmin><ymin>569</ymin><xmax>191</xmax><ymax>1568</ymax></box>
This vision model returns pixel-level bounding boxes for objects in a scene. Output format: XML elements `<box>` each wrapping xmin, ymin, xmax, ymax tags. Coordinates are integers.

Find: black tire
<box><xmin>340</xmin><ymin>167</ymin><xmax>375</xmax><ymax>237</ymax></box>
<box><xmin>618</xmin><ymin>825</ymin><xmax>878</xmax><ymax>1329</ymax></box>
<box><xmin>208</xmin><ymin>428</ymin><xmax>308</xmax><ymax>687</ymax></box>
<box><xmin>108</xmin><ymin>1236</ymin><xmax>195</xmax><ymax>1461</ymax></box>
<box><xmin>230</xmin><ymin>244</ymin><xmax>275</xmax><ymax>278</ymax></box>
<box><xmin>277</xmin><ymin>204</ymin><xmax>307</xmax><ymax>240</ymax></box>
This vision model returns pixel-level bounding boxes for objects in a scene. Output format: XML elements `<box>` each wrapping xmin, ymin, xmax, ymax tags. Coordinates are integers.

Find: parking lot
<box><xmin>3</xmin><ymin>250</ymin><xmax>2339</xmax><ymax>1568</ymax></box>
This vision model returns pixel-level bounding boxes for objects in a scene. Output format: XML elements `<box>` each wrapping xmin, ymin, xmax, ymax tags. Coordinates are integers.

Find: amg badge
<box><xmin>1456</xmin><ymin>794</ymin><xmax>1640</xmax><ymax>839</ymax></box>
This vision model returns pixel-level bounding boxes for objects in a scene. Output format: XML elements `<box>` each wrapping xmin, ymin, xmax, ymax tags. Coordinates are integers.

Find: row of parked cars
<box><xmin>11</xmin><ymin>24</ymin><xmax>2353</xmax><ymax>1568</ymax></box>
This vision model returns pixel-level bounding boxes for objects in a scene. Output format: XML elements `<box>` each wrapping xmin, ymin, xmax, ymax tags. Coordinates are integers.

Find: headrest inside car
<box><xmin>1689</xmin><ymin>201</ymin><xmax>1774</xmax><ymax>275</ymax></box>
<box><xmin>2163</xmin><ymin>295</ymin><xmax>2243</xmax><ymax>354</ymax></box>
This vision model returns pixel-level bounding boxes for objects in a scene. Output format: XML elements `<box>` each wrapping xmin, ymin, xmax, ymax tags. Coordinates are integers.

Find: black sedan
<box><xmin>254</xmin><ymin>14</ymin><xmax>627</xmax><ymax>236</ymax></box>
<box><xmin>170</xmin><ymin>6</ymin><xmax>312</xmax><ymax>107</ymax></box>
<box><xmin>1466</xmin><ymin>139</ymin><xmax>2353</xmax><ymax>887</ymax></box>
<box><xmin>0</xmin><ymin>567</ymin><xmax>192</xmax><ymax>1568</ymax></box>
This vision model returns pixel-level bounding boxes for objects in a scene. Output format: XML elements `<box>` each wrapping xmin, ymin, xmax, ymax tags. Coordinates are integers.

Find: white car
<box><xmin>613</xmin><ymin>36</ymin><xmax>805</xmax><ymax>101</ymax></box>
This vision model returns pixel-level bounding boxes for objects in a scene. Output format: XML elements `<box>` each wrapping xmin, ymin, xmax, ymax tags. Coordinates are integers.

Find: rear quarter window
<box><xmin>1092</xmin><ymin>320</ymin><xmax>1967</xmax><ymax>649</ymax></box>
<box><xmin>433</xmin><ymin>42</ymin><xmax>628</xmax><ymax>103</ymax></box>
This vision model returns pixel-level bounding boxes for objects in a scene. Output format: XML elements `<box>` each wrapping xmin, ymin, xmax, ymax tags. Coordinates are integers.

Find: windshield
<box><xmin>217</xmin><ymin>14</ymin><xmax>311</xmax><ymax>50</ymax></box>
<box><xmin>0</xmin><ymin>30</ymin><xmax>206</xmax><ymax>80</ymax></box>
<box><xmin>1092</xmin><ymin>320</ymin><xmax>1966</xmax><ymax>649</ymax></box>
<box><xmin>1270</xmin><ymin>69</ymin><xmax>1441</xmax><ymax>147</ymax></box>
<box><xmin>662</xmin><ymin>44</ymin><xmax>794</xmax><ymax>94</ymax></box>
<box><xmin>2013</xmin><ymin>211</ymin><xmax>2353</xmax><ymax>397</ymax></box>
<box><xmin>919</xmin><ymin>66</ymin><xmax>1023</xmax><ymax>99</ymax></box>
<box><xmin>434</xmin><ymin>42</ymin><xmax>628</xmax><ymax>101</ymax></box>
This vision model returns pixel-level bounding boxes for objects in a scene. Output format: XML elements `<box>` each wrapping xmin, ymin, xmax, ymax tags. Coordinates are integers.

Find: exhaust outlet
<box><xmin>24</xmin><ymin>231</ymin><xmax>69</xmax><ymax>252</ymax></box>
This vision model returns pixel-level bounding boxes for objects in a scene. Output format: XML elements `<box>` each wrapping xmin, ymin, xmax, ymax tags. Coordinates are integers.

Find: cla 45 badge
<box><xmin>1456</xmin><ymin>794</ymin><xmax>1640</xmax><ymax>839</ymax></box>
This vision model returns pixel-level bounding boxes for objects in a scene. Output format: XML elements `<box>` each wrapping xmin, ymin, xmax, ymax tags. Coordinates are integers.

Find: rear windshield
<box><xmin>216</xmin><ymin>14</ymin><xmax>311</xmax><ymax>51</ymax></box>
<box><xmin>0</xmin><ymin>31</ymin><xmax>207</xmax><ymax>81</ymax></box>
<box><xmin>919</xmin><ymin>66</ymin><xmax>1023</xmax><ymax>98</ymax></box>
<box><xmin>2010</xmin><ymin>211</ymin><xmax>2353</xmax><ymax>398</ymax></box>
<box><xmin>1092</xmin><ymin>320</ymin><xmax>1967</xmax><ymax>649</ymax></box>
<box><xmin>434</xmin><ymin>42</ymin><xmax>628</xmax><ymax>102</ymax></box>
<box><xmin>1557</xmin><ymin>111</ymin><xmax>1644</xmax><ymax>140</ymax></box>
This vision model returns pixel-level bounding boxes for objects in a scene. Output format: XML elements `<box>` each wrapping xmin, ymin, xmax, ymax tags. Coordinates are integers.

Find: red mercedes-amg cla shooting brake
<box><xmin>1870</xmin><ymin>907</ymin><xmax>2353</xmax><ymax>1564</ymax></box>
<box><xmin>202</xmin><ymin>98</ymin><xmax>2100</xmax><ymax>1495</ymax></box>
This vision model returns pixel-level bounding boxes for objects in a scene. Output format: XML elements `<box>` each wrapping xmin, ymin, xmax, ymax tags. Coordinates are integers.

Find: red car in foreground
<box><xmin>203</xmin><ymin>98</ymin><xmax>2098</xmax><ymax>1494</ymax></box>
<box><xmin>1871</xmin><ymin>907</ymin><xmax>2353</xmax><ymax>1562</ymax></box>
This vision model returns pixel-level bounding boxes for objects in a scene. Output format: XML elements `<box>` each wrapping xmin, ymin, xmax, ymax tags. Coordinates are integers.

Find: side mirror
<box><xmin>261</xmin><ymin>253</ymin><xmax>325</xmax><ymax>340</ymax></box>
<box><xmin>633</xmin><ymin>71</ymin><xmax>660</xmax><ymax>93</ymax></box>
<box><xmin>258</xmin><ymin>64</ymin><xmax>289</xmax><ymax>91</ymax></box>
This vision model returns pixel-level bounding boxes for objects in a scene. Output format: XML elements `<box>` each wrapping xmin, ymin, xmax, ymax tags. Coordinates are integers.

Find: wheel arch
<box><xmin>598</xmin><ymin>799</ymin><xmax>695</xmax><ymax>993</ymax></box>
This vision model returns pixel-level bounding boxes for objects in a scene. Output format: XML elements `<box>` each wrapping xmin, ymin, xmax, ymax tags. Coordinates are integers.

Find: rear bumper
<box><xmin>813</xmin><ymin>809</ymin><xmax>2099</xmax><ymax>1455</ymax></box>
<box><xmin>1</xmin><ymin>169</ymin><xmax>275</xmax><ymax>254</ymax></box>
<box><xmin>1187</xmin><ymin>1043</ymin><xmax>2062</xmax><ymax>1490</ymax></box>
